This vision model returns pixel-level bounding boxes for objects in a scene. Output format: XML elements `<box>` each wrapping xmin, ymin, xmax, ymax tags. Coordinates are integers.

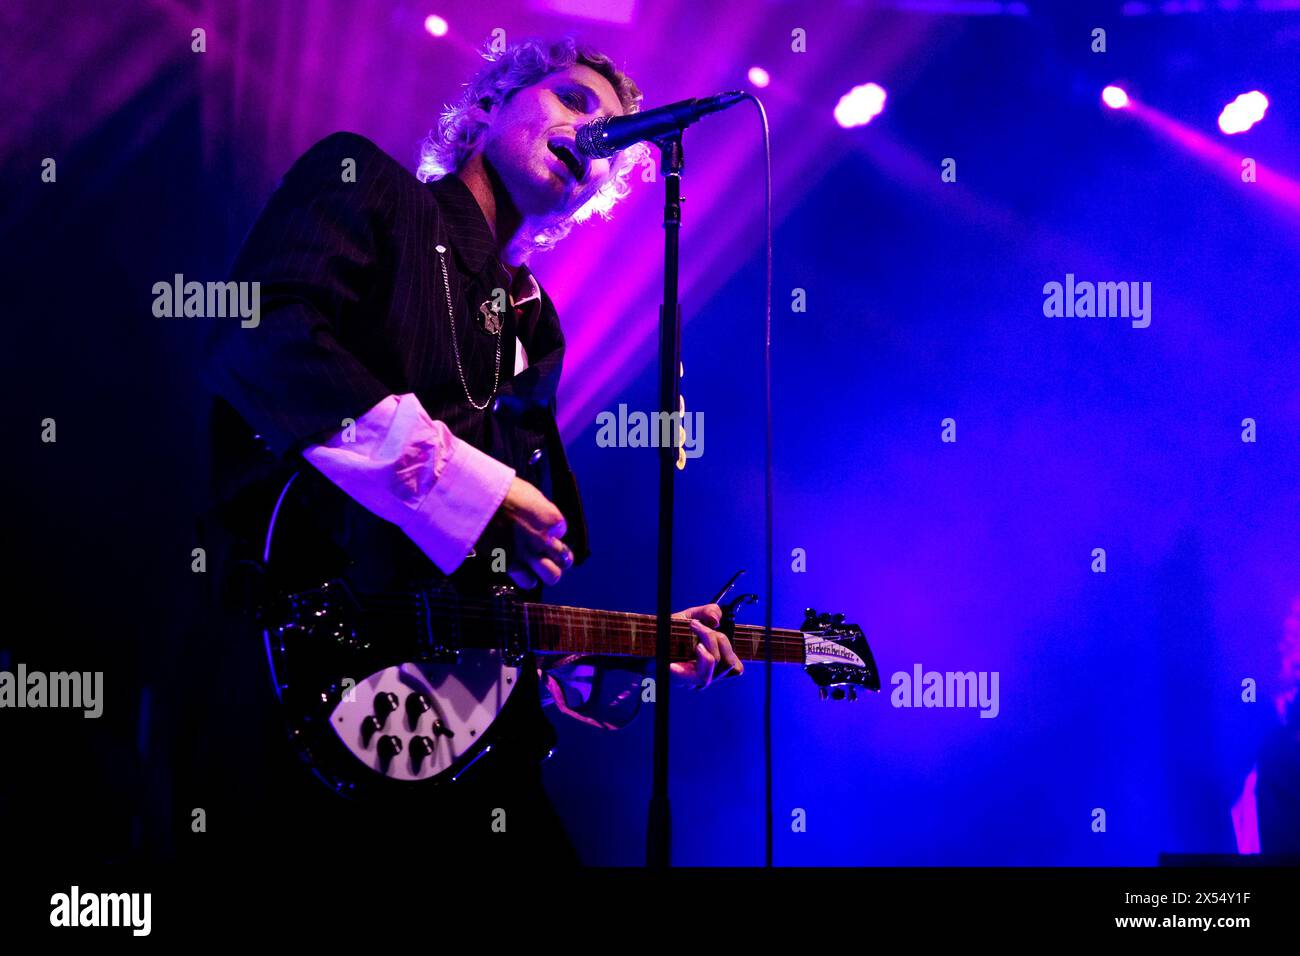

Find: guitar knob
<box><xmin>361</xmin><ymin>715</ymin><xmax>382</xmax><ymax>744</ymax></box>
<box><xmin>818</xmin><ymin>688</ymin><xmax>829</xmax><ymax>701</ymax></box>
<box><xmin>410</xmin><ymin>735</ymin><xmax>436</xmax><ymax>769</ymax></box>
<box><xmin>406</xmin><ymin>692</ymin><xmax>432</xmax><ymax>724</ymax></box>
<box><xmin>374</xmin><ymin>691</ymin><xmax>400</xmax><ymax>723</ymax></box>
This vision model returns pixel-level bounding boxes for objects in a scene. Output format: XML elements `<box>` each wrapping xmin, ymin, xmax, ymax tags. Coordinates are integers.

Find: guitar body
<box><xmin>257</xmin><ymin>466</ymin><xmax>555</xmax><ymax>801</ymax></box>
<box><xmin>247</xmin><ymin>461</ymin><xmax>879</xmax><ymax>800</ymax></box>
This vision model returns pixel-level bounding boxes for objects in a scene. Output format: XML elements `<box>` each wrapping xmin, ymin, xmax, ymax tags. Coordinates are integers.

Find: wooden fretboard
<box><xmin>356</xmin><ymin>591</ymin><xmax>807</xmax><ymax>664</ymax></box>
<box><xmin>519</xmin><ymin>602</ymin><xmax>807</xmax><ymax>664</ymax></box>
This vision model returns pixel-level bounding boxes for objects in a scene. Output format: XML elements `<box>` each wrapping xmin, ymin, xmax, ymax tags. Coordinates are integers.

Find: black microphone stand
<box><xmin>647</xmin><ymin>132</ymin><xmax>684</xmax><ymax>868</ymax></box>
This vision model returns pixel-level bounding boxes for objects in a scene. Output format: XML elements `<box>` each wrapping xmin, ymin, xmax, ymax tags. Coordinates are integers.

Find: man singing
<box><xmin>191</xmin><ymin>36</ymin><xmax>743</xmax><ymax>867</ymax></box>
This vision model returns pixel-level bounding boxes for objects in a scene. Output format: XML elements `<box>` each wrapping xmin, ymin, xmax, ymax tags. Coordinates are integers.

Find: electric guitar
<box><xmin>244</xmin><ymin>466</ymin><xmax>880</xmax><ymax>800</ymax></box>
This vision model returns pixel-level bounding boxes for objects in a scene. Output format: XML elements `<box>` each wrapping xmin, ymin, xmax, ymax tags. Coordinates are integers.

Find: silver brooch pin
<box><xmin>477</xmin><ymin>298</ymin><xmax>504</xmax><ymax>334</ymax></box>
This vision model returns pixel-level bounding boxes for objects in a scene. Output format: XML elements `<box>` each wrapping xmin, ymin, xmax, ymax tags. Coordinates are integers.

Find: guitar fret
<box><xmin>377</xmin><ymin>594</ymin><xmax>810</xmax><ymax>664</ymax></box>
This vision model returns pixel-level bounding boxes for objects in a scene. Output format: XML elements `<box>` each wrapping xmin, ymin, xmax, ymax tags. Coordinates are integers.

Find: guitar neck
<box><xmin>352</xmin><ymin>591</ymin><xmax>808</xmax><ymax>663</ymax></box>
<box><xmin>517</xmin><ymin>602</ymin><xmax>807</xmax><ymax>664</ymax></box>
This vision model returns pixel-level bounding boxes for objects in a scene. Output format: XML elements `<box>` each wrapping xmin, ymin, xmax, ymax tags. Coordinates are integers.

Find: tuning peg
<box><xmin>832</xmin><ymin>612</ymin><xmax>845</xmax><ymax>626</ymax></box>
<box><xmin>848</xmin><ymin>688</ymin><xmax>857</xmax><ymax>702</ymax></box>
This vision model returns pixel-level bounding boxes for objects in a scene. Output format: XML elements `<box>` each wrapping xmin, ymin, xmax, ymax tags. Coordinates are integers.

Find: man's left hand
<box><xmin>669</xmin><ymin>604</ymin><xmax>744</xmax><ymax>690</ymax></box>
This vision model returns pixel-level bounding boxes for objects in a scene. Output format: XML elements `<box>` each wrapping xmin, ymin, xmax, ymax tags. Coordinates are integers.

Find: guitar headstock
<box><xmin>801</xmin><ymin>608</ymin><xmax>881</xmax><ymax>700</ymax></box>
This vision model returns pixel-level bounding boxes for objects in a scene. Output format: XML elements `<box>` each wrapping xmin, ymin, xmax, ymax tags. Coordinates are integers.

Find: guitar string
<box><xmin>349</xmin><ymin>593</ymin><xmax>811</xmax><ymax>640</ymax></box>
<box><xmin>358</xmin><ymin>613</ymin><xmax>811</xmax><ymax>650</ymax></box>
<box><xmin>288</xmin><ymin>596</ymin><xmax>810</xmax><ymax>657</ymax></box>
<box><xmin>351</xmin><ymin>609</ymin><xmax>807</xmax><ymax>651</ymax></box>
<box><xmin>337</xmin><ymin>592</ymin><xmax>809</xmax><ymax>634</ymax></box>
<box><xmin>347</xmin><ymin>598</ymin><xmax>809</xmax><ymax>646</ymax></box>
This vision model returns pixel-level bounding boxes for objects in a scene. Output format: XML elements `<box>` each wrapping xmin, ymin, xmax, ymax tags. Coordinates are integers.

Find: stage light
<box><xmin>1102</xmin><ymin>86</ymin><xmax>1130</xmax><ymax>110</ymax></box>
<box><xmin>1218</xmin><ymin>91</ymin><xmax>1269</xmax><ymax>135</ymax></box>
<box><xmin>834</xmin><ymin>82</ymin><xmax>887</xmax><ymax>129</ymax></box>
<box><xmin>748</xmin><ymin>66</ymin><xmax>771</xmax><ymax>89</ymax></box>
<box><xmin>423</xmin><ymin>14</ymin><xmax>449</xmax><ymax>37</ymax></box>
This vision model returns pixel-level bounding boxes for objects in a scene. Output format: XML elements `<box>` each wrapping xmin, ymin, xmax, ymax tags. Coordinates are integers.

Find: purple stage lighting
<box><xmin>1102</xmin><ymin>85</ymin><xmax>1130</xmax><ymax>110</ymax></box>
<box><xmin>1218</xmin><ymin>91</ymin><xmax>1269</xmax><ymax>135</ymax></box>
<box><xmin>835</xmin><ymin>82</ymin><xmax>887</xmax><ymax>128</ymax></box>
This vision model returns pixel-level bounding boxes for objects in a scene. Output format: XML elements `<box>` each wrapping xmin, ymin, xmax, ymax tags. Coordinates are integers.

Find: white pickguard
<box><xmin>328</xmin><ymin>650</ymin><xmax>519</xmax><ymax>781</ymax></box>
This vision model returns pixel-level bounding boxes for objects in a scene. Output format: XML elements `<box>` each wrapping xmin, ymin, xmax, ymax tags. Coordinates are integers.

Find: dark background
<box><xmin>2</xmin><ymin>0</ymin><xmax>1297</xmax><ymax>865</ymax></box>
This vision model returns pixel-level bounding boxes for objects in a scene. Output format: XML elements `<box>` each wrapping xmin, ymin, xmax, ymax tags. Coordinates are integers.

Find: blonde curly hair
<box><xmin>418</xmin><ymin>35</ymin><xmax>648</xmax><ymax>253</ymax></box>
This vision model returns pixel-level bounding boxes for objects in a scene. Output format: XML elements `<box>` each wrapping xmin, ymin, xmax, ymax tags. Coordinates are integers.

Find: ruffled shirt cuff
<box><xmin>302</xmin><ymin>393</ymin><xmax>515</xmax><ymax>575</ymax></box>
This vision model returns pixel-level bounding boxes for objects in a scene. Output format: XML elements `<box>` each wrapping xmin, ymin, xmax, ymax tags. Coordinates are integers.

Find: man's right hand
<box><xmin>495</xmin><ymin>476</ymin><xmax>573</xmax><ymax>589</ymax></box>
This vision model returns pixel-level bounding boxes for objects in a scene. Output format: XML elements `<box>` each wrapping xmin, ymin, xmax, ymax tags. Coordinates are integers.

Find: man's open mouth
<box><xmin>548</xmin><ymin>139</ymin><xmax>585</xmax><ymax>183</ymax></box>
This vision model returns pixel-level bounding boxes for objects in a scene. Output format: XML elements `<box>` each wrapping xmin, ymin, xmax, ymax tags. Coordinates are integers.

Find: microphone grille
<box><xmin>575</xmin><ymin>117</ymin><xmax>616</xmax><ymax>159</ymax></box>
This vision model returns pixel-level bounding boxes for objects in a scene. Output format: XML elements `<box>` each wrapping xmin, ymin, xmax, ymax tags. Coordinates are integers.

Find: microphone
<box><xmin>575</xmin><ymin>91</ymin><xmax>746</xmax><ymax>159</ymax></box>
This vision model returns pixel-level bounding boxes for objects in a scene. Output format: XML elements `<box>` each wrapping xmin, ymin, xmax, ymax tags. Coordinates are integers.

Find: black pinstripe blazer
<box><xmin>204</xmin><ymin>132</ymin><xmax>572</xmax><ymax>552</ymax></box>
